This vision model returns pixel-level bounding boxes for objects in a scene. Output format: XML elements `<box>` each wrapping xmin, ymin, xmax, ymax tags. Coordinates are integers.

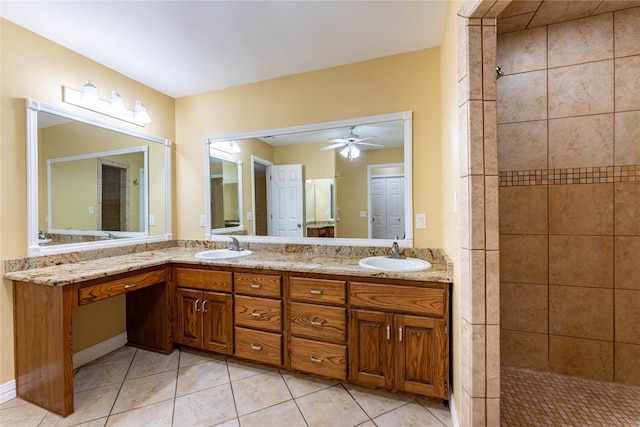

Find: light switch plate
<box><xmin>149</xmin><ymin>215</ymin><xmax>155</xmax><ymax>226</ymax></box>
<box><xmin>360</xmin><ymin>211</ymin><xmax>367</xmax><ymax>218</ymax></box>
<box><xmin>200</xmin><ymin>215</ymin><xmax>206</xmax><ymax>227</ymax></box>
<box><xmin>416</xmin><ymin>213</ymin><xmax>427</xmax><ymax>229</ymax></box>
<box><xmin>247</xmin><ymin>212</ymin><xmax>253</xmax><ymax>221</ymax></box>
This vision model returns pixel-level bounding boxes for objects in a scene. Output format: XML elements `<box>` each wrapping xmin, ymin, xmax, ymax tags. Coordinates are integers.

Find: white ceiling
<box><xmin>0</xmin><ymin>1</ymin><xmax>448</xmax><ymax>98</ymax></box>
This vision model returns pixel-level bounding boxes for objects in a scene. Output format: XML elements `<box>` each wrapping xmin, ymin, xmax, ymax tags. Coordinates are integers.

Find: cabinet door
<box><xmin>202</xmin><ymin>291</ymin><xmax>233</xmax><ymax>355</ymax></box>
<box><xmin>176</xmin><ymin>288</ymin><xmax>202</xmax><ymax>347</ymax></box>
<box><xmin>348</xmin><ymin>310</ymin><xmax>393</xmax><ymax>388</ymax></box>
<box><xmin>395</xmin><ymin>315</ymin><xmax>448</xmax><ymax>399</ymax></box>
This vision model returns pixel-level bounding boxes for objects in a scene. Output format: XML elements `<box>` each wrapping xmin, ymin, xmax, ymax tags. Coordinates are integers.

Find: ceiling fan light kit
<box><xmin>320</xmin><ymin>126</ymin><xmax>383</xmax><ymax>159</ymax></box>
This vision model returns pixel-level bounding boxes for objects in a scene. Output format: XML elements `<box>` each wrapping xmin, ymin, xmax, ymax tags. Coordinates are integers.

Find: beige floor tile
<box><xmin>106</xmin><ymin>399</ymin><xmax>173</xmax><ymax>426</ymax></box>
<box><xmin>74</xmin><ymin>358</ymin><xmax>132</xmax><ymax>392</ymax></box>
<box><xmin>173</xmin><ymin>383</ymin><xmax>237</xmax><ymax>427</ymax></box>
<box><xmin>73</xmin><ymin>418</ymin><xmax>107</xmax><ymax>426</ymax></box>
<box><xmin>40</xmin><ymin>384</ymin><xmax>120</xmax><ymax>427</ymax></box>
<box><xmin>111</xmin><ymin>370</ymin><xmax>176</xmax><ymax>414</ymax></box>
<box><xmin>179</xmin><ymin>347</ymin><xmax>225</xmax><ymax>368</ymax></box>
<box><xmin>0</xmin><ymin>397</ymin><xmax>30</xmax><ymax>410</ymax></box>
<box><xmin>238</xmin><ymin>400</ymin><xmax>306</xmax><ymax>427</ymax></box>
<box><xmin>126</xmin><ymin>349</ymin><xmax>180</xmax><ymax>380</ymax></box>
<box><xmin>355</xmin><ymin>421</ymin><xmax>376</xmax><ymax>427</ymax></box>
<box><xmin>418</xmin><ymin>400</ymin><xmax>453</xmax><ymax>427</ymax></box>
<box><xmin>296</xmin><ymin>385</ymin><xmax>369</xmax><ymax>427</ymax></box>
<box><xmin>227</xmin><ymin>359</ymin><xmax>275</xmax><ymax>382</ymax></box>
<box><xmin>345</xmin><ymin>384</ymin><xmax>413</xmax><ymax>418</ymax></box>
<box><xmin>176</xmin><ymin>359</ymin><xmax>230</xmax><ymax>397</ymax></box>
<box><xmin>214</xmin><ymin>419</ymin><xmax>240</xmax><ymax>427</ymax></box>
<box><xmin>85</xmin><ymin>346</ymin><xmax>136</xmax><ymax>367</ymax></box>
<box><xmin>0</xmin><ymin>400</ymin><xmax>48</xmax><ymax>427</ymax></box>
<box><xmin>279</xmin><ymin>369</ymin><xmax>339</xmax><ymax>398</ymax></box>
<box><xmin>232</xmin><ymin>371</ymin><xmax>292</xmax><ymax>416</ymax></box>
<box><xmin>372</xmin><ymin>401</ymin><xmax>445</xmax><ymax>427</ymax></box>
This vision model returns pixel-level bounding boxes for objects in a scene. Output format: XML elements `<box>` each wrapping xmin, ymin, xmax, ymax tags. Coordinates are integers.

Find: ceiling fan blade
<box><xmin>328</xmin><ymin>138</ymin><xmax>348</xmax><ymax>143</ymax></box>
<box><xmin>357</xmin><ymin>142</ymin><xmax>384</xmax><ymax>147</ymax></box>
<box><xmin>354</xmin><ymin>136</ymin><xmax>378</xmax><ymax>143</ymax></box>
<box><xmin>319</xmin><ymin>142</ymin><xmax>347</xmax><ymax>151</ymax></box>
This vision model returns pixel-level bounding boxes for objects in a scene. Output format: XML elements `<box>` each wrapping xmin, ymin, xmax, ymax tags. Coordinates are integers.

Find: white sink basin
<box><xmin>195</xmin><ymin>249</ymin><xmax>252</xmax><ymax>261</ymax></box>
<box><xmin>359</xmin><ymin>256</ymin><xmax>432</xmax><ymax>273</ymax></box>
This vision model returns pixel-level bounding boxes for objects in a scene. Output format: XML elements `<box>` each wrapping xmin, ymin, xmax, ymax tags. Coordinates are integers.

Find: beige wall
<box><xmin>440</xmin><ymin>0</ymin><xmax>463</xmax><ymax>418</ymax></box>
<box><xmin>0</xmin><ymin>19</ymin><xmax>176</xmax><ymax>383</ymax></box>
<box><xmin>498</xmin><ymin>7</ymin><xmax>640</xmax><ymax>386</ymax></box>
<box><xmin>176</xmin><ymin>48</ymin><xmax>442</xmax><ymax>247</ymax></box>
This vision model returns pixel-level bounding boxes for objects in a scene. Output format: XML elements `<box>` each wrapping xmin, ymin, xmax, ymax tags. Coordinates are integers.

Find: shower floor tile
<box><xmin>501</xmin><ymin>366</ymin><xmax>640</xmax><ymax>426</ymax></box>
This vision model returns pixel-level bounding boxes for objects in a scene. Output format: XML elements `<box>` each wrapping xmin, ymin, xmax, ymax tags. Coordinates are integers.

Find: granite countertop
<box><xmin>4</xmin><ymin>243</ymin><xmax>453</xmax><ymax>287</ymax></box>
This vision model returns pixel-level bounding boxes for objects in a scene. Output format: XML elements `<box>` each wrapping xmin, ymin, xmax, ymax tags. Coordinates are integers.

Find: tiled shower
<box><xmin>497</xmin><ymin>5</ymin><xmax>640</xmax><ymax>387</ymax></box>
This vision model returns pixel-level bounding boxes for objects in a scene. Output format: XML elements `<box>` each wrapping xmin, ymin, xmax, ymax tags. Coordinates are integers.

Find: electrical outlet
<box><xmin>88</xmin><ymin>206</ymin><xmax>94</xmax><ymax>214</ymax></box>
<box><xmin>149</xmin><ymin>215</ymin><xmax>155</xmax><ymax>226</ymax></box>
<box><xmin>416</xmin><ymin>213</ymin><xmax>427</xmax><ymax>229</ymax></box>
<box><xmin>360</xmin><ymin>211</ymin><xmax>367</xmax><ymax>218</ymax></box>
<box><xmin>200</xmin><ymin>215</ymin><xmax>206</xmax><ymax>227</ymax></box>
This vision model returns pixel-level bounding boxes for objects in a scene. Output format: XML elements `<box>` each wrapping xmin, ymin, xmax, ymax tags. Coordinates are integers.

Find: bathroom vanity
<box><xmin>7</xmin><ymin>245</ymin><xmax>451</xmax><ymax>417</ymax></box>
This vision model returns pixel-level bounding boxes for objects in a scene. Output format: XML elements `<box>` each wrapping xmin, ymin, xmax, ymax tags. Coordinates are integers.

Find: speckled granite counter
<box><xmin>4</xmin><ymin>241</ymin><xmax>453</xmax><ymax>286</ymax></box>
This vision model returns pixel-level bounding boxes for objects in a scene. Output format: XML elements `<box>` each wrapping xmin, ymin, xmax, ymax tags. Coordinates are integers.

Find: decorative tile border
<box><xmin>499</xmin><ymin>165</ymin><xmax>640</xmax><ymax>187</ymax></box>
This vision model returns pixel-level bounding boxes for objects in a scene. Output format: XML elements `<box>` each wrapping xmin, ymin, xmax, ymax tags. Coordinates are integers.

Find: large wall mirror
<box><xmin>26</xmin><ymin>98</ymin><xmax>172</xmax><ymax>256</ymax></box>
<box><xmin>205</xmin><ymin>111</ymin><xmax>413</xmax><ymax>247</ymax></box>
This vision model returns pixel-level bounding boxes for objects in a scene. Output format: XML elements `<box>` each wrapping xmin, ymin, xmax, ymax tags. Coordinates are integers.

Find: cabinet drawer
<box><xmin>235</xmin><ymin>295</ymin><xmax>282</xmax><ymax>332</ymax></box>
<box><xmin>290</xmin><ymin>337</ymin><xmax>346</xmax><ymax>381</ymax></box>
<box><xmin>234</xmin><ymin>272</ymin><xmax>281</xmax><ymax>298</ymax></box>
<box><xmin>79</xmin><ymin>269</ymin><xmax>165</xmax><ymax>305</ymax></box>
<box><xmin>349</xmin><ymin>282</ymin><xmax>445</xmax><ymax>317</ymax></box>
<box><xmin>290</xmin><ymin>303</ymin><xmax>346</xmax><ymax>343</ymax></box>
<box><xmin>290</xmin><ymin>277</ymin><xmax>346</xmax><ymax>305</ymax></box>
<box><xmin>234</xmin><ymin>327</ymin><xmax>282</xmax><ymax>366</ymax></box>
<box><xmin>175</xmin><ymin>267</ymin><xmax>232</xmax><ymax>293</ymax></box>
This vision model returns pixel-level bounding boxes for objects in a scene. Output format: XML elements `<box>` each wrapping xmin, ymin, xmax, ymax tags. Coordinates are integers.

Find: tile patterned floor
<box><xmin>0</xmin><ymin>346</ymin><xmax>452</xmax><ymax>427</ymax></box>
<box><xmin>501</xmin><ymin>366</ymin><xmax>640</xmax><ymax>427</ymax></box>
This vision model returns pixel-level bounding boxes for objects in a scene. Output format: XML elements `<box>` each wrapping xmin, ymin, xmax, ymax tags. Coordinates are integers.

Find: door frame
<box><xmin>251</xmin><ymin>155</ymin><xmax>273</xmax><ymax>236</ymax></box>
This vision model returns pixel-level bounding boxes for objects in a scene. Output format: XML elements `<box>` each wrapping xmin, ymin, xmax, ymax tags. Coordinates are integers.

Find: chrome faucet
<box><xmin>38</xmin><ymin>230</ymin><xmax>47</xmax><ymax>239</ymax></box>
<box><xmin>386</xmin><ymin>241</ymin><xmax>405</xmax><ymax>259</ymax></box>
<box><xmin>101</xmin><ymin>232</ymin><xmax>116</xmax><ymax>240</ymax></box>
<box><xmin>228</xmin><ymin>236</ymin><xmax>244</xmax><ymax>251</ymax></box>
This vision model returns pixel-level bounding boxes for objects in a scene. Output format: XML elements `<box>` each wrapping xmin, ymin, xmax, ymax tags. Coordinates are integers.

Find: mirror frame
<box><xmin>26</xmin><ymin>98</ymin><xmax>173</xmax><ymax>256</ymax></box>
<box><xmin>204</xmin><ymin>147</ymin><xmax>244</xmax><ymax>236</ymax></box>
<box><xmin>205</xmin><ymin>111</ymin><xmax>413</xmax><ymax>247</ymax></box>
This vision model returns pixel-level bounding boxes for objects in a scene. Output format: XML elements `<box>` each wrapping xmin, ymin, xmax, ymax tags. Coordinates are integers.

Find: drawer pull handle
<box><xmin>202</xmin><ymin>300</ymin><xmax>208</xmax><ymax>313</ymax></box>
<box><xmin>309</xmin><ymin>289</ymin><xmax>323</xmax><ymax>295</ymax></box>
<box><xmin>250</xmin><ymin>343</ymin><xmax>262</xmax><ymax>351</ymax></box>
<box><xmin>310</xmin><ymin>319</ymin><xmax>325</xmax><ymax>327</ymax></box>
<box><xmin>194</xmin><ymin>299</ymin><xmax>200</xmax><ymax>313</ymax></box>
<box><xmin>386</xmin><ymin>325</ymin><xmax>391</xmax><ymax>341</ymax></box>
<box><xmin>310</xmin><ymin>356</ymin><xmax>324</xmax><ymax>363</ymax></box>
<box><xmin>250</xmin><ymin>311</ymin><xmax>262</xmax><ymax>318</ymax></box>
<box><xmin>250</xmin><ymin>284</ymin><xmax>262</xmax><ymax>289</ymax></box>
<box><xmin>123</xmin><ymin>283</ymin><xmax>137</xmax><ymax>289</ymax></box>
<box><xmin>398</xmin><ymin>326</ymin><xmax>403</xmax><ymax>342</ymax></box>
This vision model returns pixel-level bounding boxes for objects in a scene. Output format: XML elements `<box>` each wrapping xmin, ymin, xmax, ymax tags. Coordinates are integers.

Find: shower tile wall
<box><xmin>497</xmin><ymin>6</ymin><xmax>640</xmax><ymax>386</ymax></box>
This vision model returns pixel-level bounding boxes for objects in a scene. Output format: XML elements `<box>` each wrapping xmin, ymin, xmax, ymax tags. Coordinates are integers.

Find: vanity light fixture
<box><xmin>62</xmin><ymin>80</ymin><xmax>151</xmax><ymax>126</ymax></box>
<box><xmin>211</xmin><ymin>140</ymin><xmax>241</xmax><ymax>154</ymax></box>
<box><xmin>340</xmin><ymin>143</ymin><xmax>360</xmax><ymax>160</ymax></box>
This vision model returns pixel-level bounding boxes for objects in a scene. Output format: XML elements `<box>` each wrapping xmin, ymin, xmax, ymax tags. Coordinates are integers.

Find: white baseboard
<box><xmin>449</xmin><ymin>392</ymin><xmax>460</xmax><ymax>427</ymax></box>
<box><xmin>73</xmin><ymin>332</ymin><xmax>128</xmax><ymax>369</ymax></box>
<box><xmin>0</xmin><ymin>380</ymin><xmax>16</xmax><ymax>404</ymax></box>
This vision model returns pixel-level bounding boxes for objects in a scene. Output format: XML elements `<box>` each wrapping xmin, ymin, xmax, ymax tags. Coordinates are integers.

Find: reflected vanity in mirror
<box><xmin>204</xmin><ymin>111</ymin><xmax>413</xmax><ymax>246</ymax></box>
<box><xmin>26</xmin><ymin>99</ymin><xmax>172</xmax><ymax>256</ymax></box>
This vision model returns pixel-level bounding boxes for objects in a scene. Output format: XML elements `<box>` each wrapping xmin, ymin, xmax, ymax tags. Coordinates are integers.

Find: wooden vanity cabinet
<box><xmin>289</xmin><ymin>277</ymin><xmax>348</xmax><ymax>380</ymax></box>
<box><xmin>174</xmin><ymin>267</ymin><xmax>233</xmax><ymax>355</ymax></box>
<box><xmin>233</xmin><ymin>271</ymin><xmax>284</xmax><ymax>366</ymax></box>
<box><xmin>348</xmin><ymin>281</ymin><xmax>449</xmax><ymax>400</ymax></box>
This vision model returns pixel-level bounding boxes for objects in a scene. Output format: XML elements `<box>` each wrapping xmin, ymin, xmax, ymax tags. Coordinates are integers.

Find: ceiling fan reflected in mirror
<box><xmin>319</xmin><ymin>126</ymin><xmax>383</xmax><ymax>160</ymax></box>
